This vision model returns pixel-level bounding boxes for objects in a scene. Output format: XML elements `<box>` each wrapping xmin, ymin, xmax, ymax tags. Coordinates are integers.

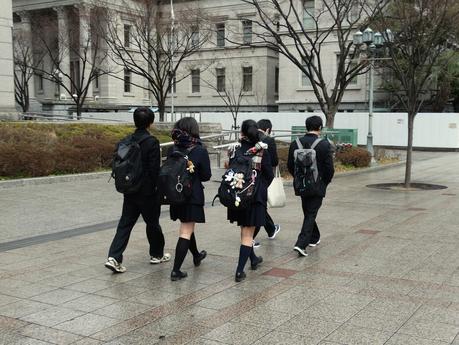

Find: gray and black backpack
<box><xmin>293</xmin><ymin>137</ymin><xmax>323</xmax><ymax>197</ymax></box>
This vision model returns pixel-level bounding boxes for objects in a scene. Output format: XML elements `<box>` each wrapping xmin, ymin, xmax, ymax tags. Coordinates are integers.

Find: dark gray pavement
<box><xmin>0</xmin><ymin>152</ymin><xmax>458</xmax><ymax>344</ymax></box>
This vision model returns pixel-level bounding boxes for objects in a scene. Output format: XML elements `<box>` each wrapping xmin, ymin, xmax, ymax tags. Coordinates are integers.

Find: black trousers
<box><xmin>295</xmin><ymin>196</ymin><xmax>323</xmax><ymax>249</ymax></box>
<box><xmin>108</xmin><ymin>194</ymin><xmax>165</xmax><ymax>263</ymax></box>
<box><xmin>254</xmin><ymin>211</ymin><xmax>276</xmax><ymax>239</ymax></box>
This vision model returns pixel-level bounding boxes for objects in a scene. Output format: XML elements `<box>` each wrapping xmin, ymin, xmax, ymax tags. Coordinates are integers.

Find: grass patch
<box><xmin>0</xmin><ymin>122</ymin><xmax>170</xmax><ymax>179</ymax></box>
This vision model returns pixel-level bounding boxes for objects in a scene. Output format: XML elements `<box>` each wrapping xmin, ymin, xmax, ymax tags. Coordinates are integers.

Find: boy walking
<box><xmin>105</xmin><ymin>107</ymin><xmax>170</xmax><ymax>273</ymax></box>
<box><xmin>253</xmin><ymin>119</ymin><xmax>281</xmax><ymax>247</ymax></box>
<box><xmin>287</xmin><ymin>116</ymin><xmax>334</xmax><ymax>256</ymax></box>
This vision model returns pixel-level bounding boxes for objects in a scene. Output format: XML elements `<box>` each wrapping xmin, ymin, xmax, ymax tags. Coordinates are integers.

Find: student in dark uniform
<box><xmin>227</xmin><ymin>120</ymin><xmax>274</xmax><ymax>282</ymax></box>
<box><xmin>169</xmin><ymin>117</ymin><xmax>212</xmax><ymax>281</ymax></box>
<box><xmin>287</xmin><ymin>116</ymin><xmax>334</xmax><ymax>256</ymax></box>
<box><xmin>253</xmin><ymin>119</ymin><xmax>281</xmax><ymax>247</ymax></box>
<box><xmin>105</xmin><ymin>107</ymin><xmax>170</xmax><ymax>273</ymax></box>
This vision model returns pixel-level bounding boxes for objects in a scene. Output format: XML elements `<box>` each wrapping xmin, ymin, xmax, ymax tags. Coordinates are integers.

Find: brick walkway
<box><xmin>0</xmin><ymin>152</ymin><xmax>458</xmax><ymax>345</ymax></box>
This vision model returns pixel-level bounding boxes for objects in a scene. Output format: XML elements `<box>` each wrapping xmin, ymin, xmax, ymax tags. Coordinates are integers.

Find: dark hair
<box><xmin>257</xmin><ymin>119</ymin><xmax>272</xmax><ymax>133</ymax></box>
<box><xmin>241</xmin><ymin>119</ymin><xmax>260</xmax><ymax>144</ymax></box>
<box><xmin>305</xmin><ymin>115</ymin><xmax>323</xmax><ymax>132</ymax></box>
<box><xmin>174</xmin><ymin>117</ymin><xmax>200</xmax><ymax>138</ymax></box>
<box><xmin>133</xmin><ymin>107</ymin><xmax>154</xmax><ymax>129</ymax></box>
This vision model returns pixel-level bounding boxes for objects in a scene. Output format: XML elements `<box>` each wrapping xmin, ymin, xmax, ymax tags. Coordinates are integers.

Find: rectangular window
<box><xmin>275</xmin><ymin>67</ymin><xmax>279</xmax><ymax>94</ymax></box>
<box><xmin>216</xmin><ymin>68</ymin><xmax>225</xmax><ymax>92</ymax></box>
<box><xmin>191</xmin><ymin>26</ymin><xmax>199</xmax><ymax>47</ymax></box>
<box><xmin>216</xmin><ymin>23</ymin><xmax>225</xmax><ymax>47</ymax></box>
<box><xmin>242</xmin><ymin>20</ymin><xmax>252</xmax><ymax>44</ymax></box>
<box><xmin>191</xmin><ymin>69</ymin><xmax>200</xmax><ymax>93</ymax></box>
<box><xmin>37</xmin><ymin>74</ymin><xmax>44</xmax><ymax>91</ymax></box>
<box><xmin>302</xmin><ymin>56</ymin><xmax>314</xmax><ymax>87</ymax></box>
<box><xmin>242</xmin><ymin>66</ymin><xmax>253</xmax><ymax>92</ymax></box>
<box><xmin>303</xmin><ymin>0</ymin><xmax>315</xmax><ymax>29</ymax></box>
<box><xmin>124</xmin><ymin>25</ymin><xmax>131</xmax><ymax>48</ymax></box>
<box><xmin>337</xmin><ymin>55</ymin><xmax>358</xmax><ymax>85</ymax></box>
<box><xmin>349</xmin><ymin>0</ymin><xmax>360</xmax><ymax>21</ymax></box>
<box><xmin>124</xmin><ymin>69</ymin><xmax>131</xmax><ymax>93</ymax></box>
<box><xmin>94</xmin><ymin>68</ymin><xmax>100</xmax><ymax>90</ymax></box>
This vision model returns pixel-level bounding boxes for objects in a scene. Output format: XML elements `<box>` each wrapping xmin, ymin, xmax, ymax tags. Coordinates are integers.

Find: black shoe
<box><xmin>250</xmin><ymin>256</ymin><xmax>263</xmax><ymax>270</ymax></box>
<box><xmin>171</xmin><ymin>270</ymin><xmax>188</xmax><ymax>281</ymax></box>
<box><xmin>293</xmin><ymin>246</ymin><xmax>308</xmax><ymax>257</ymax></box>
<box><xmin>235</xmin><ymin>271</ymin><xmax>246</xmax><ymax>282</ymax></box>
<box><xmin>193</xmin><ymin>250</ymin><xmax>207</xmax><ymax>267</ymax></box>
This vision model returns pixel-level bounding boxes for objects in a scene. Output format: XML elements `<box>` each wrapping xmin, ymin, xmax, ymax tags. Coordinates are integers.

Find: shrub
<box><xmin>0</xmin><ymin>123</ymin><xmax>170</xmax><ymax>178</ymax></box>
<box><xmin>335</xmin><ymin>146</ymin><xmax>371</xmax><ymax>168</ymax></box>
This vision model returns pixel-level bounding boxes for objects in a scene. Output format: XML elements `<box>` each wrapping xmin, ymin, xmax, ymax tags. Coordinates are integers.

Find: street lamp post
<box><xmin>353</xmin><ymin>28</ymin><xmax>393</xmax><ymax>165</ymax></box>
<box><xmin>170</xmin><ymin>0</ymin><xmax>175</xmax><ymax>122</ymax></box>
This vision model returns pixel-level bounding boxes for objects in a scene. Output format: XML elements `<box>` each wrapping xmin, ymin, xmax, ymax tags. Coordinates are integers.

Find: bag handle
<box><xmin>275</xmin><ymin>166</ymin><xmax>281</xmax><ymax>178</ymax></box>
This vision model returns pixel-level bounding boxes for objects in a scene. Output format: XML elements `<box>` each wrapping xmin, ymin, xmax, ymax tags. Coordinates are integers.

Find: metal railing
<box><xmin>159</xmin><ymin>131</ymin><xmax>239</xmax><ymax>167</ymax></box>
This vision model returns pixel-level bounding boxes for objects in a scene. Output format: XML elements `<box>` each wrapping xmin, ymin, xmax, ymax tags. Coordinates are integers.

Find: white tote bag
<box><xmin>267</xmin><ymin>167</ymin><xmax>286</xmax><ymax>208</ymax></box>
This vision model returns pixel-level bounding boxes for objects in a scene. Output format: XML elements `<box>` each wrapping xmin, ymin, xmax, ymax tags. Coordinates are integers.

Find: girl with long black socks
<box><xmin>169</xmin><ymin>118</ymin><xmax>212</xmax><ymax>281</ymax></box>
<box><xmin>227</xmin><ymin>120</ymin><xmax>274</xmax><ymax>282</ymax></box>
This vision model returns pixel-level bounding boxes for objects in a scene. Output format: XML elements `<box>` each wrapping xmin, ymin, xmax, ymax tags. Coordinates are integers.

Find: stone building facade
<box><xmin>0</xmin><ymin>0</ymin><xmax>16</xmax><ymax>119</ymax></box>
<box><xmin>11</xmin><ymin>0</ymin><xmax>385</xmax><ymax>115</ymax></box>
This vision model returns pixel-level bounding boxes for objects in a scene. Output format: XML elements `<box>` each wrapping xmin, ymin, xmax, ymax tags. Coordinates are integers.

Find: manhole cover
<box><xmin>366</xmin><ymin>183</ymin><xmax>447</xmax><ymax>191</ymax></box>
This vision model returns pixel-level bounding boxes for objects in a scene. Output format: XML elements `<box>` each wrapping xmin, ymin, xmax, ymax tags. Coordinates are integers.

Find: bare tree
<box><xmin>13</xmin><ymin>30</ymin><xmax>44</xmax><ymax>113</ymax></box>
<box><xmin>233</xmin><ymin>0</ymin><xmax>389</xmax><ymax>128</ymax></box>
<box><xmin>102</xmin><ymin>0</ymin><xmax>209</xmax><ymax>121</ymax></box>
<box><xmin>202</xmin><ymin>63</ymin><xmax>256</xmax><ymax>132</ymax></box>
<box><xmin>375</xmin><ymin>0</ymin><xmax>459</xmax><ymax>187</ymax></box>
<box><xmin>32</xmin><ymin>5</ymin><xmax>111</xmax><ymax>119</ymax></box>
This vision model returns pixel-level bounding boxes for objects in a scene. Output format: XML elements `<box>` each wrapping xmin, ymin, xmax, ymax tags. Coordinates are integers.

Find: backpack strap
<box><xmin>136</xmin><ymin>134</ymin><xmax>151</xmax><ymax>145</ymax></box>
<box><xmin>311</xmin><ymin>138</ymin><xmax>323</xmax><ymax>150</ymax></box>
<box><xmin>295</xmin><ymin>137</ymin><xmax>304</xmax><ymax>150</ymax></box>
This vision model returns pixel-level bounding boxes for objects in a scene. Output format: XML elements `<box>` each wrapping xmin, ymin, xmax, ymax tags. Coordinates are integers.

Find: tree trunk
<box><xmin>158</xmin><ymin>103</ymin><xmax>165</xmax><ymax>122</ymax></box>
<box><xmin>233</xmin><ymin>113</ymin><xmax>238</xmax><ymax>131</ymax></box>
<box><xmin>404</xmin><ymin>113</ymin><xmax>415</xmax><ymax>188</ymax></box>
<box><xmin>76</xmin><ymin>103</ymin><xmax>82</xmax><ymax>120</ymax></box>
<box><xmin>325</xmin><ymin>110</ymin><xmax>336</xmax><ymax>129</ymax></box>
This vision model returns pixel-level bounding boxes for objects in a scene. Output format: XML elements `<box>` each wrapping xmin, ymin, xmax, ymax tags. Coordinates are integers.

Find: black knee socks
<box><xmin>173</xmin><ymin>237</ymin><xmax>190</xmax><ymax>272</ymax></box>
<box><xmin>189</xmin><ymin>233</ymin><xmax>199</xmax><ymax>257</ymax></box>
<box><xmin>236</xmin><ymin>245</ymin><xmax>252</xmax><ymax>273</ymax></box>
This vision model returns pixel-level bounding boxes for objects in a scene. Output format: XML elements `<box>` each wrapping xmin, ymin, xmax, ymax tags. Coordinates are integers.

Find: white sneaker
<box><xmin>104</xmin><ymin>257</ymin><xmax>127</xmax><ymax>273</ymax></box>
<box><xmin>268</xmin><ymin>225</ymin><xmax>281</xmax><ymax>240</ymax></box>
<box><xmin>309</xmin><ymin>239</ymin><xmax>321</xmax><ymax>247</ymax></box>
<box><xmin>150</xmin><ymin>253</ymin><xmax>171</xmax><ymax>264</ymax></box>
<box><xmin>293</xmin><ymin>246</ymin><xmax>308</xmax><ymax>257</ymax></box>
<box><xmin>253</xmin><ymin>240</ymin><xmax>261</xmax><ymax>248</ymax></box>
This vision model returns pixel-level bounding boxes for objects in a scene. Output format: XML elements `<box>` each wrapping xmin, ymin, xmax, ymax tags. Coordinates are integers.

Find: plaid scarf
<box><xmin>171</xmin><ymin>128</ymin><xmax>201</xmax><ymax>148</ymax></box>
<box><xmin>228</xmin><ymin>138</ymin><xmax>267</xmax><ymax>170</ymax></box>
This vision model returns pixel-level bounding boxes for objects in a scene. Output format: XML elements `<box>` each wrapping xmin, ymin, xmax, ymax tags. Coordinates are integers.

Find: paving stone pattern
<box><xmin>0</xmin><ymin>152</ymin><xmax>458</xmax><ymax>344</ymax></box>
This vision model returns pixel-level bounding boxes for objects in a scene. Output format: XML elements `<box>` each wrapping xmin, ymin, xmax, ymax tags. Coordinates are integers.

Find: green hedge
<box><xmin>0</xmin><ymin>123</ymin><xmax>170</xmax><ymax>179</ymax></box>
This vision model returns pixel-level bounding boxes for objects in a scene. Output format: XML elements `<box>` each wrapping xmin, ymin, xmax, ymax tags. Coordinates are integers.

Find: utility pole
<box><xmin>170</xmin><ymin>0</ymin><xmax>175</xmax><ymax>122</ymax></box>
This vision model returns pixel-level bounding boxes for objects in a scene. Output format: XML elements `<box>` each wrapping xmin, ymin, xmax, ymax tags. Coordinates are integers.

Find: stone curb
<box><xmin>1</xmin><ymin>161</ymin><xmax>405</xmax><ymax>189</ymax></box>
<box><xmin>0</xmin><ymin>171</ymin><xmax>111</xmax><ymax>189</ymax></box>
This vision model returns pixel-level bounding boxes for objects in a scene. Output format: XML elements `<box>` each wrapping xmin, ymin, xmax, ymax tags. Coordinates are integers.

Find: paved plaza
<box><xmin>0</xmin><ymin>152</ymin><xmax>459</xmax><ymax>345</ymax></box>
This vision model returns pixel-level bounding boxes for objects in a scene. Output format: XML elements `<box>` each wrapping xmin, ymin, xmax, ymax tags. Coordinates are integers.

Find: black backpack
<box><xmin>111</xmin><ymin>134</ymin><xmax>150</xmax><ymax>194</ymax></box>
<box><xmin>214</xmin><ymin>147</ymin><xmax>259</xmax><ymax>210</ymax></box>
<box><xmin>158</xmin><ymin>146</ymin><xmax>195</xmax><ymax>205</ymax></box>
<box><xmin>293</xmin><ymin>137</ymin><xmax>323</xmax><ymax>197</ymax></box>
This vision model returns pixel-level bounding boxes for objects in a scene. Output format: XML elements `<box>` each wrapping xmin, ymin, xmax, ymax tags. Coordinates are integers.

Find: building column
<box><xmin>0</xmin><ymin>0</ymin><xmax>17</xmax><ymax>119</ymax></box>
<box><xmin>77</xmin><ymin>3</ymin><xmax>92</xmax><ymax>100</ymax></box>
<box><xmin>52</xmin><ymin>6</ymin><xmax>71</xmax><ymax>99</ymax></box>
<box><xmin>16</xmin><ymin>11</ymin><xmax>40</xmax><ymax>111</ymax></box>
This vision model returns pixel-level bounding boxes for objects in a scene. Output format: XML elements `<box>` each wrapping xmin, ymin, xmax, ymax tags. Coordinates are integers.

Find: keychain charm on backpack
<box><xmin>175</xmin><ymin>176</ymin><xmax>184</xmax><ymax>193</ymax></box>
